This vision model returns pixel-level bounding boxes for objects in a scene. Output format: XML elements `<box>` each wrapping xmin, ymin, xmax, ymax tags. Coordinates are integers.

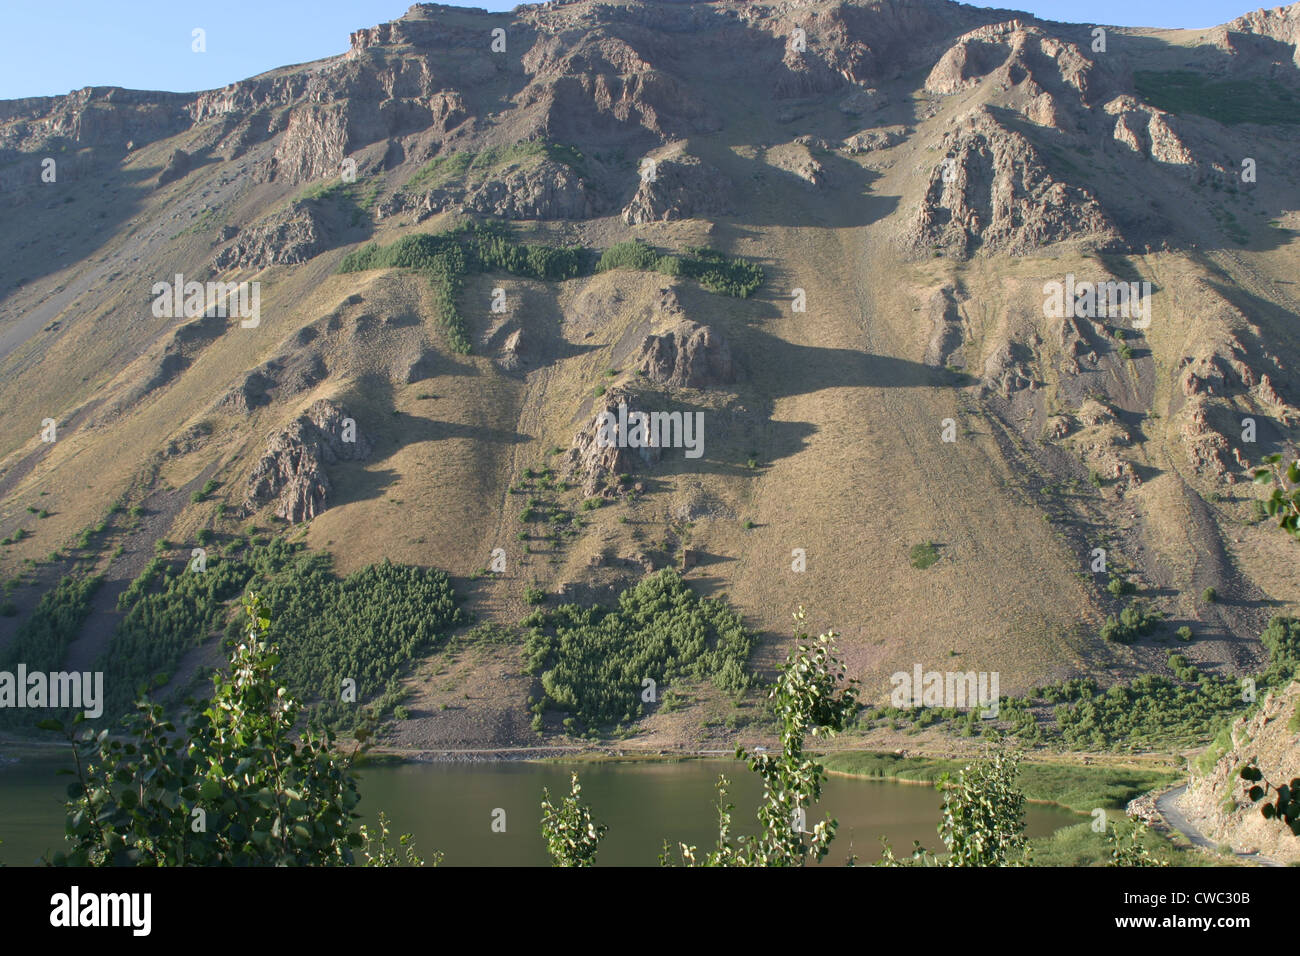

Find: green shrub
<box><xmin>596</xmin><ymin>240</ymin><xmax>660</xmax><ymax>272</ymax></box>
<box><xmin>1251</xmin><ymin>498</ymin><xmax>1269</xmax><ymax>523</ymax></box>
<box><xmin>1100</xmin><ymin>600</ymin><xmax>1162</xmax><ymax>644</ymax></box>
<box><xmin>522</xmin><ymin>569</ymin><xmax>753</xmax><ymax>729</ymax></box>
<box><xmin>1106</xmin><ymin>575</ymin><xmax>1135</xmax><ymax>597</ymax></box>
<box><xmin>1202</xmin><ymin>587</ymin><xmax>1218</xmax><ymax>604</ymax></box>
<box><xmin>674</xmin><ymin>246</ymin><xmax>764</xmax><ymax>298</ymax></box>
<box><xmin>910</xmin><ymin>541</ymin><xmax>940</xmax><ymax>569</ymax></box>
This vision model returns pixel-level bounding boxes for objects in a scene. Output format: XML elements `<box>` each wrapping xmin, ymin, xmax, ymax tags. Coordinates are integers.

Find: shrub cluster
<box><xmin>338</xmin><ymin>222</ymin><xmax>582</xmax><ymax>354</ymax></box>
<box><xmin>522</xmin><ymin>569</ymin><xmax>753</xmax><ymax>731</ymax></box>
<box><xmin>97</xmin><ymin>539</ymin><xmax>463</xmax><ymax>727</ymax></box>
<box><xmin>595</xmin><ymin>240</ymin><xmax>764</xmax><ymax>298</ymax></box>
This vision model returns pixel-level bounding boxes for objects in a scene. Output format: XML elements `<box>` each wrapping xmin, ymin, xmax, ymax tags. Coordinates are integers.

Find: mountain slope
<box><xmin>2</xmin><ymin>0</ymin><xmax>1300</xmax><ymax>749</ymax></box>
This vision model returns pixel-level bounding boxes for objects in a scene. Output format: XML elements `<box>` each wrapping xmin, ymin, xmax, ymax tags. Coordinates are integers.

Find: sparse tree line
<box><xmin>337</xmin><ymin>221</ymin><xmax>763</xmax><ymax>355</ymax></box>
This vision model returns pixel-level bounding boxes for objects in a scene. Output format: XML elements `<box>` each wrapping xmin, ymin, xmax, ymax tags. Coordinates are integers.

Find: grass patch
<box><xmin>293</xmin><ymin>177</ymin><xmax>383</xmax><ymax>228</ymax></box>
<box><xmin>909</xmin><ymin>541</ymin><xmax>940</xmax><ymax>569</ymax></box>
<box><xmin>823</xmin><ymin>751</ymin><xmax>1178</xmax><ymax>814</ymax></box>
<box><xmin>1134</xmin><ymin>71</ymin><xmax>1300</xmax><ymax>126</ymax></box>
<box><xmin>404</xmin><ymin>140</ymin><xmax>587</xmax><ymax>194</ymax></box>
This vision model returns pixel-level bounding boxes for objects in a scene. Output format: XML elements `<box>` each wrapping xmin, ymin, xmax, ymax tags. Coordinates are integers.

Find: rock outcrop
<box><xmin>1103</xmin><ymin>96</ymin><xmax>1196</xmax><ymax>166</ymax></box>
<box><xmin>1065</xmin><ymin>399</ymin><xmax>1140</xmax><ymax>490</ymax></box>
<box><xmin>621</xmin><ymin>154</ymin><xmax>732</xmax><ymax>225</ymax></box>
<box><xmin>244</xmin><ymin>400</ymin><xmax>371</xmax><ymax>522</ymax></box>
<box><xmin>213</xmin><ymin>200</ymin><xmax>330</xmax><ymax>269</ymax></box>
<box><xmin>923</xmin><ymin>288</ymin><xmax>966</xmax><ymax>368</ymax></box>
<box><xmin>842</xmin><ymin>125</ymin><xmax>906</xmax><ymax>153</ymax></box>
<box><xmin>1217</xmin><ymin>5</ymin><xmax>1300</xmax><ymax>68</ymax></box>
<box><xmin>907</xmin><ymin>108</ymin><xmax>1122</xmax><ymax>257</ymax></box>
<box><xmin>564</xmin><ymin>390</ymin><xmax>662</xmax><ymax>497</ymax></box>
<box><xmin>1181</xmin><ymin>679</ymin><xmax>1300</xmax><ymax>865</ymax></box>
<box><xmin>634</xmin><ymin>320</ymin><xmax>736</xmax><ymax>388</ymax></box>
<box><xmin>924</xmin><ymin>20</ymin><xmax>1095</xmax><ymax>104</ymax></box>
<box><xmin>157</xmin><ymin>148</ymin><xmax>192</xmax><ymax>187</ymax></box>
<box><xmin>464</xmin><ymin>160</ymin><xmax>600</xmax><ymax>220</ymax></box>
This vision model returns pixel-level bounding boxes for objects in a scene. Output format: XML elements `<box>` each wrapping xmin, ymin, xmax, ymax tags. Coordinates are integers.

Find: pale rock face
<box><xmin>621</xmin><ymin>154</ymin><xmax>732</xmax><ymax>224</ymax></box>
<box><xmin>907</xmin><ymin>108</ymin><xmax>1121</xmax><ymax>258</ymax></box>
<box><xmin>1219</xmin><ymin>4</ymin><xmax>1300</xmax><ymax>68</ymax></box>
<box><xmin>634</xmin><ymin>320</ymin><xmax>736</xmax><ymax>388</ymax></box>
<box><xmin>1103</xmin><ymin>96</ymin><xmax>1196</xmax><ymax>166</ymax></box>
<box><xmin>245</xmin><ymin>400</ymin><xmax>371</xmax><ymax>523</ymax></box>
<box><xmin>924</xmin><ymin>21</ymin><xmax>1094</xmax><ymax>101</ymax></box>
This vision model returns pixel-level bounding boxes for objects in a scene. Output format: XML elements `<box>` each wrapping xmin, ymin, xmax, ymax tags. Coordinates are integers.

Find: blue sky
<box><xmin>0</xmin><ymin>0</ymin><xmax>1272</xmax><ymax>100</ymax></box>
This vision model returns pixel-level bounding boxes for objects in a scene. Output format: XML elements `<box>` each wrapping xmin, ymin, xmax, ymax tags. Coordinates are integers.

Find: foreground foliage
<box><xmin>540</xmin><ymin>773</ymin><xmax>606</xmax><ymax>867</ymax></box>
<box><xmin>46</xmin><ymin>597</ymin><xmax>411</xmax><ymax>866</ymax></box>
<box><xmin>666</xmin><ymin>609</ymin><xmax>858</xmax><ymax>866</ymax></box>
<box><xmin>878</xmin><ymin>747</ymin><xmax>1030</xmax><ymax>867</ymax></box>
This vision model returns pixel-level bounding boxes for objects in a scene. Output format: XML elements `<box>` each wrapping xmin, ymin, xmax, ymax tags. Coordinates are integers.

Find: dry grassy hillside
<box><xmin>2</xmin><ymin>0</ymin><xmax>1299</xmax><ymax>750</ymax></box>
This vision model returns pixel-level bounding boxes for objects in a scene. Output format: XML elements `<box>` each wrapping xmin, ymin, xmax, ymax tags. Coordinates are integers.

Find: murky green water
<box><xmin>0</xmin><ymin>754</ymin><xmax>1077</xmax><ymax>866</ymax></box>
